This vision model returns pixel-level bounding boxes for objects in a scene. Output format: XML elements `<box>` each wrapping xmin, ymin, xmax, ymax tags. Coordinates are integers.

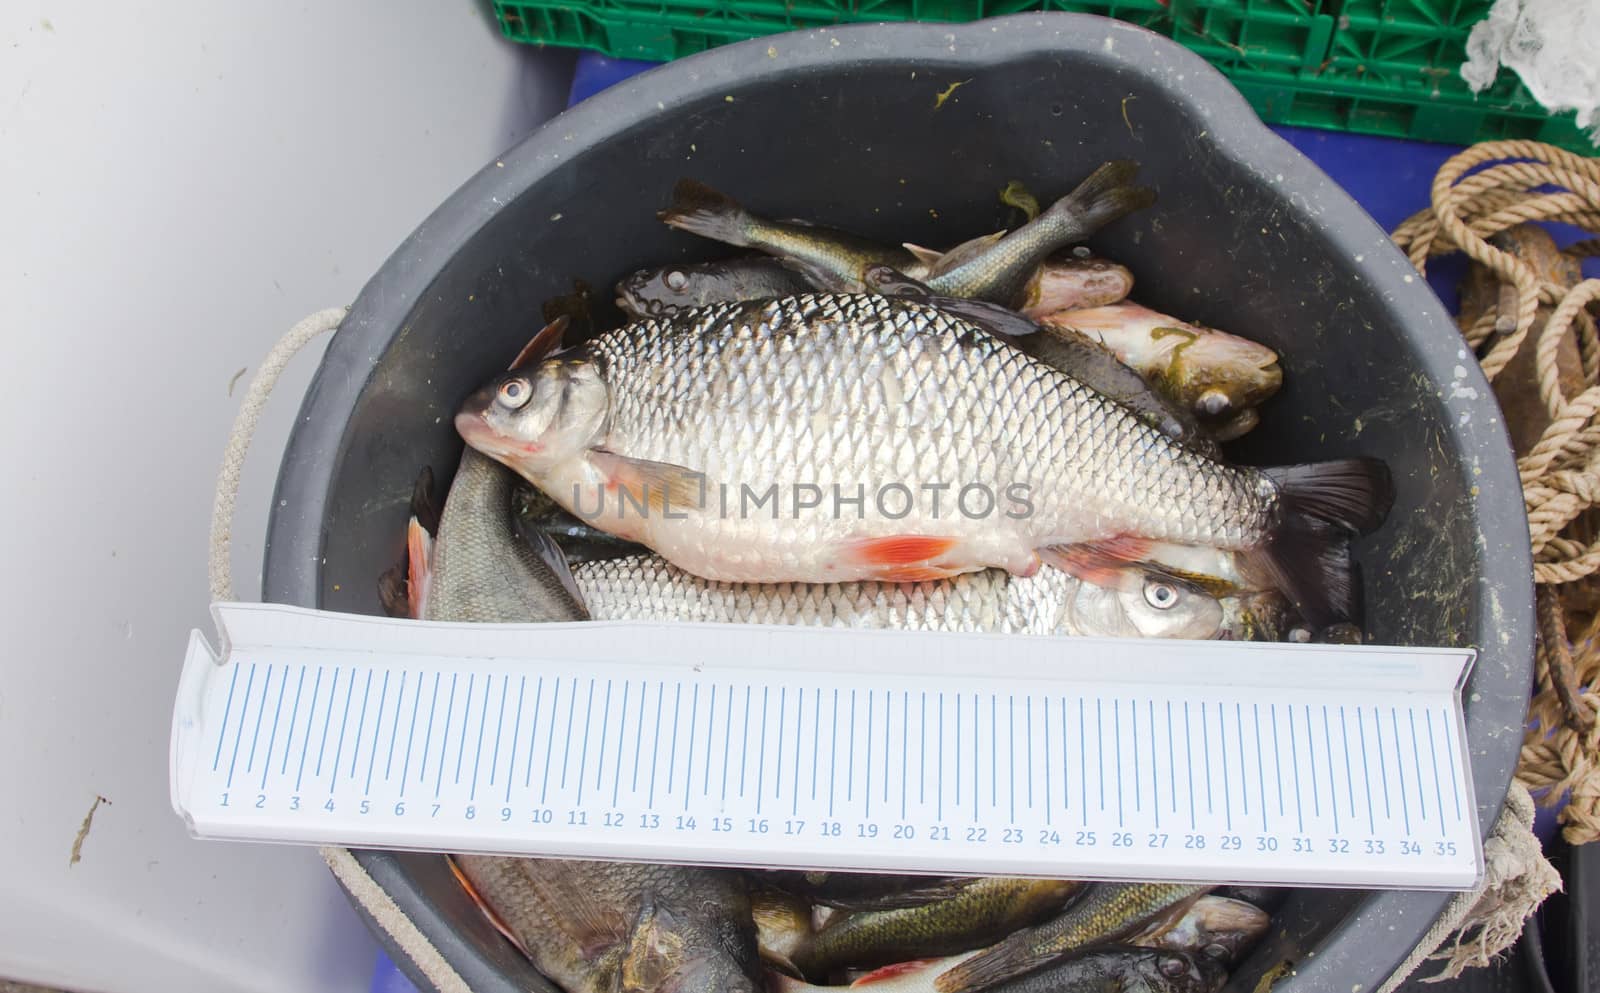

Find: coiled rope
<box><xmin>1393</xmin><ymin>140</ymin><xmax>1600</xmax><ymax>845</ymax></box>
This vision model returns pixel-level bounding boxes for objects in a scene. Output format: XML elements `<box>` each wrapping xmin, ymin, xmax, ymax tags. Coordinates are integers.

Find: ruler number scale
<box><xmin>173</xmin><ymin>607</ymin><xmax>1484</xmax><ymax>889</ymax></box>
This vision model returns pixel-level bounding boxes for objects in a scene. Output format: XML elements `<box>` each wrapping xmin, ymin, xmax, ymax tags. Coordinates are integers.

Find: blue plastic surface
<box><xmin>368</xmin><ymin>50</ymin><xmax>1554</xmax><ymax>993</ymax></box>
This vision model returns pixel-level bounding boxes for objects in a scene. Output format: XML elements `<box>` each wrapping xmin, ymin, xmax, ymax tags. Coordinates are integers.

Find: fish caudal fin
<box><xmin>659</xmin><ymin>179</ymin><xmax>752</xmax><ymax>247</ymax></box>
<box><xmin>1046</xmin><ymin>160</ymin><xmax>1157</xmax><ymax>239</ymax></box>
<box><xmin>406</xmin><ymin>517</ymin><xmax>434</xmax><ymax>620</ymax></box>
<box><xmin>1252</xmin><ymin>458</ymin><xmax>1394</xmax><ymax>625</ymax></box>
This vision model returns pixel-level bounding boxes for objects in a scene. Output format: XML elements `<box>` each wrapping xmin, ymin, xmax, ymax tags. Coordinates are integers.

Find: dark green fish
<box><xmin>932</xmin><ymin>883</ymin><xmax>1209</xmax><ymax>993</ymax></box>
<box><xmin>615</xmin><ymin>257</ymin><xmax>813</xmax><ymax>319</ymax></box>
<box><xmin>658</xmin><ymin>179</ymin><xmax>925</xmax><ymax>292</ymax></box>
<box><xmin>922</xmin><ymin>161</ymin><xmax>1155</xmax><ymax>306</ymax></box>
<box><xmin>790</xmin><ymin>878</ymin><xmax>1083</xmax><ymax>977</ymax></box>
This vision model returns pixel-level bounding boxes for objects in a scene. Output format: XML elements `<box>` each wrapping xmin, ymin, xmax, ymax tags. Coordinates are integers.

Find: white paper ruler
<box><xmin>171</xmin><ymin>602</ymin><xmax>1483</xmax><ymax>889</ymax></box>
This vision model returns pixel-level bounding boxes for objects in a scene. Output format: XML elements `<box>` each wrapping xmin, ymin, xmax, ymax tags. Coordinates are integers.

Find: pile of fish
<box><xmin>380</xmin><ymin>161</ymin><xmax>1395</xmax><ymax>993</ymax></box>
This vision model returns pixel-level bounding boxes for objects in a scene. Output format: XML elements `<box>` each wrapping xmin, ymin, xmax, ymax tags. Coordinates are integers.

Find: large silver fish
<box><xmin>571</xmin><ymin>555</ymin><xmax>1280</xmax><ymax>641</ymax></box>
<box><xmin>458</xmin><ymin>294</ymin><xmax>1390</xmax><ymax>623</ymax></box>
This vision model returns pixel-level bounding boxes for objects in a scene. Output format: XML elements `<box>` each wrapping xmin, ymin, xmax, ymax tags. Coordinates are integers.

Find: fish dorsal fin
<box><xmin>901</xmin><ymin>242</ymin><xmax>946</xmax><ymax>269</ymax></box>
<box><xmin>515</xmin><ymin>860</ymin><xmax>632</xmax><ymax>957</ymax></box>
<box><xmin>509</xmin><ymin>314</ymin><xmax>571</xmax><ymax>371</ymax></box>
<box><xmin>922</xmin><ymin>230</ymin><xmax>1006</xmax><ymax>278</ymax></box>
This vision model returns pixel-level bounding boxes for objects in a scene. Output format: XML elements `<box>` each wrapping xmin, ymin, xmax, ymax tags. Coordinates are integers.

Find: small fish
<box><xmin>772</xmin><ymin>947</ymin><xmax>1223</xmax><ymax>993</ymax></box>
<box><xmin>459</xmin><ymin>294</ymin><xmax>1391</xmax><ymax>623</ymax></box>
<box><xmin>454</xmin><ymin>856</ymin><xmax>763</xmax><ymax>993</ymax></box>
<box><xmin>1040</xmin><ymin>302</ymin><xmax>1282</xmax><ymax>425</ymax></box>
<box><xmin>572</xmin><ymin>557</ymin><xmax>1233</xmax><ymax>640</ymax></box>
<box><xmin>1017</xmin><ymin>254</ymin><xmax>1134</xmax><ymax>318</ymax></box>
<box><xmin>1132</xmin><ymin>896</ymin><xmax>1269</xmax><ymax>967</ymax></box>
<box><xmin>783</xmin><ymin>878</ymin><xmax>1084</xmax><ymax>977</ymax></box>
<box><xmin>931</xmin><ymin>883</ymin><xmax>1209</xmax><ymax>992</ymax></box>
<box><xmin>658</xmin><ymin>180</ymin><xmax>925</xmax><ymax>292</ymax></box>
<box><xmin>616</xmin><ymin>257</ymin><xmax>814</xmax><ymax>319</ymax></box>
<box><xmin>922</xmin><ymin>162</ymin><xmax>1155</xmax><ymax>306</ymax></box>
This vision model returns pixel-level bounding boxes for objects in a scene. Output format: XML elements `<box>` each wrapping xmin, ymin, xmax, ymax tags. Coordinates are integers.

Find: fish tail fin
<box><xmin>932</xmin><ymin>943</ymin><xmax>1034</xmax><ymax>993</ymax></box>
<box><xmin>406</xmin><ymin>517</ymin><xmax>434</xmax><ymax>620</ymax></box>
<box><xmin>1249</xmin><ymin>458</ymin><xmax>1393</xmax><ymax>625</ymax></box>
<box><xmin>1045</xmin><ymin>160</ymin><xmax>1156</xmax><ymax>238</ymax></box>
<box><xmin>658</xmin><ymin>179</ymin><xmax>752</xmax><ymax>246</ymax></box>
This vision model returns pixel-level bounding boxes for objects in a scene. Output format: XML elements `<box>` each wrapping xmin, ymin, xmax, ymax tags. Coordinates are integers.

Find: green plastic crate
<box><xmin>493</xmin><ymin>0</ymin><xmax>1596</xmax><ymax>153</ymax></box>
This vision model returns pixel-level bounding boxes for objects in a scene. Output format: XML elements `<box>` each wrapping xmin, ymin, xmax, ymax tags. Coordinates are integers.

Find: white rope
<box><xmin>208</xmin><ymin>307</ymin><xmax>346</xmax><ymax>602</ymax></box>
<box><xmin>205</xmin><ymin>306</ymin><xmax>477</xmax><ymax>993</ymax></box>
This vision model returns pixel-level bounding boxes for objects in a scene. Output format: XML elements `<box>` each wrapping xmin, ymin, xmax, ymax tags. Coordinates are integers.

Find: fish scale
<box><xmin>586</xmin><ymin>295</ymin><xmax>1268</xmax><ymax>581</ymax></box>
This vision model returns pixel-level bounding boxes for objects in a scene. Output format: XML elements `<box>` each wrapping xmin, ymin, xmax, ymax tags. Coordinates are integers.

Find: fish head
<box><xmin>1137</xmin><ymin>949</ymin><xmax>1228</xmax><ymax>993</ymax></box>
<box><xmin>1152</xmin><ymin>329</ymin><xmax>1282</xmax><ymax>420</ymax></box>
<box><xmin>617</xmin><ymin>265</ymin><xmax>700</xmax><ymax>319</ymax></box>
<box><xmin>1066</xmin><ymin>569</ymin><xmax>1225</xmax><ymax>640</ymax></box>
<box><xmin>1187</xmin><ymin>897</ymin><xmax>1270</xmax><ymax>966</ymax></box>
<box><xmin>621</xmin><ymin>897</ymin><xmax>763</xmax><ymax>993</ymax></box>
<box><xmin>455</xmin><ymin>353</ymin><xmax>609</xmax><ymax>476</ymax></box>
<box><xmin>1218</xmin><ymin>590</ymin><xmax>1297</xmax><ymax>642</ymax></box>
<box><xmin>750</xmin><ymin>887</ymin><xmax>813</xmax><ymax>975</ymax></box>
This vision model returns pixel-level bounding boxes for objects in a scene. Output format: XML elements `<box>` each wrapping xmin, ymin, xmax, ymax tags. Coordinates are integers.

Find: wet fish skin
<box><xmin>454</xmin><ymin>855</ymin><xmax>762</xmax><ymax>993</ymax></box>
<box><xmin>790</xmin><ymin>878</ymin><xmax>1083</xmax><ymax>977</ymax></box>
<box><xmin>923</xmin><ymin>162</ymin><xmax>1155</xmax><ymax>306</ymax></box>
<box><xmin>1017</xmin><ymin>254</ymin><xmax>1134</xmax><ymax>318</ymax></box>
<box><xmin>1040</xmin><ymin>302</ymin><xmax>1282</xmax><ymax>424</ymax></box>
<box><xmin>860</xmin><ymin>266</ymin><xmax>1216</xmax><ymax>458</ymax></box>
<box><xmin>571</xmin><ymin>556</ymin><xmax>1233</xmax><ymax>641</ymax></box>
<box><xmin>1132</xmin><ymin>896</ymin><xmax>1270</xmax><ymax>967</ymax></box>
<box><xmin>772</xmin><ymin>947</ymin><xmax>1222</xmax><ymax>993</ymax></box>
<box><xmin>616</xmin><ymin>257</ymin><xmax>814</xmax><ymax>320</ymax></box>
<box><xmin>458</xmin><ymin>292</ymin><xmax>1390</xmax><ymax>624</ymax></box>
<box><xmin>415</xmin><ymin>449</ymin><xmax>589</xmax><ymax>624</ymax></box>
<box><xmin>931</xmin><ymin>883</ymin><xmax>1210</xmax><ymax>993</ymax></box>
<box><xmin>658</xmin><ymin>179</ymin><xmax>924</xmax><ymax>292</ymax></box>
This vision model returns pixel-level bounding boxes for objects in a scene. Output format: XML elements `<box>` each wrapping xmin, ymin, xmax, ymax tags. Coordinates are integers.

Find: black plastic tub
<box><xmin>264</xmin><ymin>14</ymin><xmax>1533</xmax><ymax>993</ymax></box>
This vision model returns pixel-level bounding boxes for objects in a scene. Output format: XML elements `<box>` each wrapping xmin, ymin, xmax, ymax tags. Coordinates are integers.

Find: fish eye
<box><xmin>664</xmin><ymin>270</ymin><xmax>689</xmax><ymax>292</ymax></box>
<box><xmin>1144</xmin><ymin>579</ymin><xmax>1181</xmax><ymax>610</ymax></box>
<box><xmin>1071</xmin><ymin>245</ymin><xmax>1092</xmax><ymax>259</ymax></box>
<box><xmin>497</xmin><ymin>378</ymin><xmax>533</xmax><ymax>410</ymax></box>
<box><xmin>1198</xmin><ymin>389</ymin><xmax>1232</xmax><ymax>417</ymax></box>
<box><xmin>1203</xmin><ymin>943</ymin><xmax>1230</xmax><ymax>961</ymax></box>
<box><xmin>1158</xmin><ymin>955</ymin><xmax>1190</xmax><ymax>978</ymax></box>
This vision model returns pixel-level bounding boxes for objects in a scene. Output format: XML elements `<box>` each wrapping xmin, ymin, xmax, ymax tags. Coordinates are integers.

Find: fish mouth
<box><xmin>454</xmin><ymin>410</ymin><xmax>505</xmax><ymax>454</ymax></box>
